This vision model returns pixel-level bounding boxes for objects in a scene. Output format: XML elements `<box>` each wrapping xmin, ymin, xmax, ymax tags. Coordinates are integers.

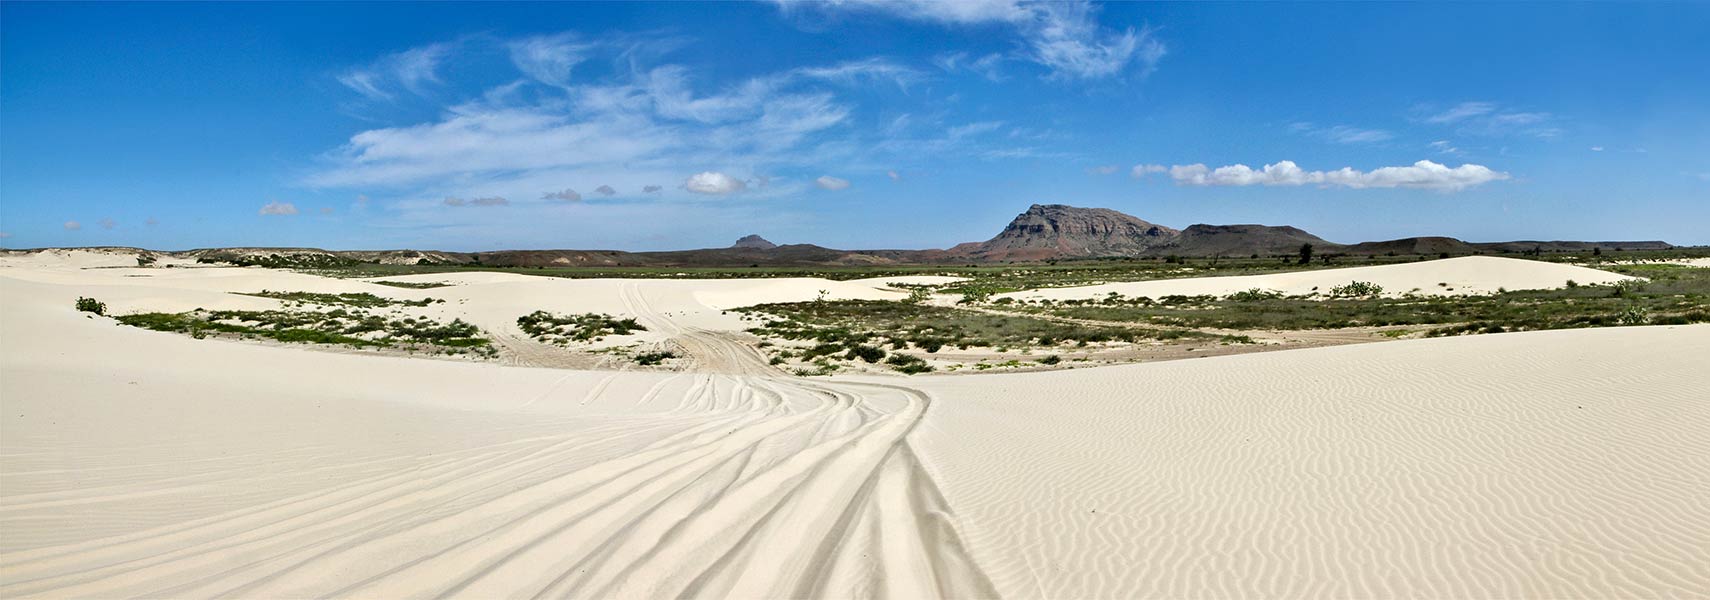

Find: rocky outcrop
<box><xmin>732</xmin><ymin>234</ymin><xmax>778</xmax><ymax>250</ymax></box>
<box><xmin>956</xmin><ymin>204</ymin><xmax>1181</xmax><ymax>260</ymax></box>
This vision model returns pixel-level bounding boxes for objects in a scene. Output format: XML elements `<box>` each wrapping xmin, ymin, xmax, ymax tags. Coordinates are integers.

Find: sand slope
<box><xmin>896</xmin><ymin>324</ymin><xmax>1710</xmax><ymax>598</ymax></box>
<box><xmin>999</xmin><ymin>255</ymin><xmax>1637</xmax><ymax>301</ymax></box>
<box><xmin>4</xmin><ymin>254</ymin><xmax>1708</xmax><ymax>598</ymax></box>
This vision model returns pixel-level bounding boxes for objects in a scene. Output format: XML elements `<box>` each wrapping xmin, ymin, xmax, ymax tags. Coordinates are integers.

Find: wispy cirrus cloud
<box><xmin>338</xmin><ymin>42</ymin><xmax>455</xmax><ymax>101</ymax></box>
<box><xmin>1289</xmin><ymin>122</ymin><xmax>1393</xmax><ymax>145</ymax></box>
<box><xmin>1421</xmin><ymin>101</ymin><xmax>1562</xmax><ymax>139</ymax></box>
<box><xmin>775</xmin><ymin>0</ymin><xmax>1165</xmax><ymax>80</ymax></box>
<box><xmin>814</xmin><ymin>175</ymin><xmax>851</xmax><ymax>190</ymax></box>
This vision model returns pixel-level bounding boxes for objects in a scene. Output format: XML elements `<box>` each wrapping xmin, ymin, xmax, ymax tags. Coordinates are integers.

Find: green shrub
<box><xmin>844</xmin><ymin>345</ymin><xmax>887</xmax><ymax>363</ymax></box>
<box><xmin>1327</xmin><ymin>281</ymin><xmax>1384</xmax><ymax>298</ymax></box>
<box><xmin>633</xmin><ymin>351</ymin><xmax>677</xmax><ymax>365</ymax></box>
<box><xmin>1226</xmin><ymin>288</ymin><xmax>1283</xmax><ymax>302</ymax></box>
<box><xmin>75</xmin><ymin>297</ymin><xmax>106</xmax><ymax>315</ymax></box>
<box><xmin>1037</xmin><ymin>354</ymin><xmax>1062</xmax><ymax>365</ymax></box>
<box><xmin>884</xmin><ymin>353</ymin><xmax>933</xmax><ymax>374</ymax></box>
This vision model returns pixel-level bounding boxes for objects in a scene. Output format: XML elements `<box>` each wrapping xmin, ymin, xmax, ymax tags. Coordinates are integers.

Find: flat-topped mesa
<box><xmin>962</xmin><ymin>203</ymin><xmax>1182</xmax><ymax>261</ymax></box>
<box><xmin>732</xmin><ymin>234</ymin><xmax>778</xmax><ymax>250</ymax></box>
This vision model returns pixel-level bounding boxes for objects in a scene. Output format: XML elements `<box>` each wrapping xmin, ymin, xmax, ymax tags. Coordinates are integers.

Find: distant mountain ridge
<box><xmin>19</xmin><ymin>204</ymin><xmax>1672</xmax><ymax>267</ymax></box>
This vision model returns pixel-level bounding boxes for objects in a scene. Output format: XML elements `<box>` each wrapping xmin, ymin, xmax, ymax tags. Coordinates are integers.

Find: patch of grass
<box><xmin>516</xmin><ymin>311</ymin><xmax>646</xmax><ymax>345</ymax></box>
<box><xmin>739</xmin><ymin>299</ymin><xmax>1221</xmax><ymax>356</ymax></box>
<box><xmin>240</xmin><ymin>290</ymin><xmax>442</xmax><ymax>308</ymax></box>
<box><xmin>115</xmin><ymin>308</ymin><xmax>492</xmax><ymax>355</ymax></box>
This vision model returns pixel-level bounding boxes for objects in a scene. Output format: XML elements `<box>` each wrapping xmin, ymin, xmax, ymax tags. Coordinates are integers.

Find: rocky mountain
<box><xmin>950</xmin><ymin>204</ymin><xmax>1180</xmax><ymax>261</ymax></box>
<box><xmin>731</xmin><ymin>234</ymin><xmax>777</xmax><ymax>250</ymax></box>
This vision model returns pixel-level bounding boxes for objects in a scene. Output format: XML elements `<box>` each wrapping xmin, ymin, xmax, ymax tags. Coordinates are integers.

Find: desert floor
<box><xmin>2</xmin><ymin>252</ymin><xmax>1707</xmax><ymax>598</ymax></box>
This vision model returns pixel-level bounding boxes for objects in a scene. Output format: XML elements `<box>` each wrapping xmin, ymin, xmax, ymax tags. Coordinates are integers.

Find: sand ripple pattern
<box><xmin>908</xmin><ymin>325</ymin><xmax>1710</xmax><ymax>599</ymax></box>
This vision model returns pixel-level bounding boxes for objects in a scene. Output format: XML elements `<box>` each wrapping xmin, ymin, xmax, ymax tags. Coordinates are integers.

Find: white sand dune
<box><xmin>3</xmin><ymin>254</ymin><xmax>1707</xmax><ymax>598</ymax></box>
<box><xmin>893</xmin><ymin>325</ymin><xmax>1710</xmax><ymax>598</ymax></box>
<box><xmin>999</xmin><ymin>255</ymin><xmax>1637</xmax><ymax>301</ymax></box>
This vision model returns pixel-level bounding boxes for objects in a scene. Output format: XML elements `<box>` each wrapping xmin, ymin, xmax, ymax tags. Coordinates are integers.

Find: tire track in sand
<box><xmin>0</xmin><ymin>281</ymin><xmax>997</xmax><ymax>599</ymax></box>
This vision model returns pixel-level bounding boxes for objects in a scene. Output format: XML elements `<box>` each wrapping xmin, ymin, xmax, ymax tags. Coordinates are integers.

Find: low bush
<box><xmin>75</xmin><ymin>297</ymin><xmax>106</xmax><ymax>315</ymax></box>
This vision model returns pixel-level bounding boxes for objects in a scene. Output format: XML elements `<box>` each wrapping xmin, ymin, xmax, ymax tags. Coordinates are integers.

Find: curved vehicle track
<box><xmin>0</xmin><ymin>282</ymin><xmax>997</xmax><ymax>599</ymax></box>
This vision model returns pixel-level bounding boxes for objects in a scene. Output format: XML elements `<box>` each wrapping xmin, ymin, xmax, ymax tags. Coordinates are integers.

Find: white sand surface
<box><xmin>890</xmin><ymin>324</ymin><xmax>1710</xmax><ymax>597</ymax></box>
<box><xmin>999</xmin><ymin>255</ymin><xmax>1637</xmax><ymax>301</ymax></box>
<box><xmin>1666</xmin><ymin>257</ymin><xmax>1710</xmax><ymax>268</ymax></box>
<box><xmin>3</xmin><ymin>252</ymin><xmax>1707</xmax><ymax>598</ymax></box>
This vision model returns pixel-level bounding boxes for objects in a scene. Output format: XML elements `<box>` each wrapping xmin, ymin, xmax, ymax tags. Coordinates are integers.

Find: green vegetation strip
<box><xmin>1010</xmin><ymin>264</ymin><xmax>1710</xmax><ymax>335</ymax></box>
<box><xmin>240</xmin><ymin>290</ymin><xmax>442</xmax><ymax>308</ymax></box>
<box><xmin>114</xmin><ymin>308</ymin><xmax>492</xmax><ymax>355</ymax></box>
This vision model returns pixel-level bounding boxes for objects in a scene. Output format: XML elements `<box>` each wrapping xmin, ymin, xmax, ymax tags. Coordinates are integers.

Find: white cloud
<box><xmin>0</xmin><ymin>231</ymin><xmax>11</xmax><ymax>239</ymax></box>
<box><xmin>1589</xmin><ymin>146</ymin><xmax>1605</xmax><ymax>152</ymax></box>
<box><xmin>444</xmin><ymin>196</ymin><xmax>507</xmax><ymax>207</ymax></box>
<box><xmin>542</xmin><ymin>188</ymin><xmax>582</xmax><ymax>201</ymax></box>
<box><xmin>935</xmin><ymin>51</ymin><xmax>1007</xmax><ymax>81</ymax></box>
<box><xmin>259</xmin><ymin>201</ymin><xmax>298</xmax><ymax>215</ymax></box>
<box><xmin>642</xmin><ymin>185</ymin><xmax>663</xmax><ymax>193</ymax></box>
<box><xmin>1424</xmin><ymin>101</ymin><xmax>1561</xmax><ymax>139</ymax></box>
<box><xmin>1429</xmin><ymin>140</ymin><xmax>1462</xmax><ymax>155</ymax></box>
<box><xmin>684</xmin><ymin>171</ymin><xmax>746</xmax><ymax>195</ymax></box>
<box><xmin>509</xmin><ymin>33</ymin><xmax>590</xmax><ymax>88</ymax></box>
<box><xmin>947</xmin><ymin>121</ymin><xmax>1004</xmax><ymax>139</ymax></box>
<box><xmin>310</xmin><ymin>50</ymin><xmax>865</xmax><ymax>189</ymax></box>
<box><xmin>1291</xmin><ymin>122</ymin><xmax>1392</xmax><ymax>144</ymax></box>
<box><xmin>1425</xmin><ymin>101</ymin><xmax>1497</xmax><ymax>124</ymax></box>
<box><xmin>338</xmin><ymin>42</ymin><xmax>453</xmax><ymax>100</ymax></box>
<box><xmin>1163</xmin><ymin>160</ymin><xmax>1509</xmax><ymax>192</ymax></box>
<box><xmin>793</xmin><ymin>57</ymin><xmax>924</xmax><ymax>89</ymax></box>
<box><xmin>886</xmin><ymin>170</ymin><xmax>901</xmax><ymax>181</ymax></box>
<box><xmin>98</xmin><ymin>218</ymin><xmax>117</xmax><ymax>230</ymax></box>
<box><xmin>63</xmin><ymin>221</ymin><xmax>82</xmax><ymax>231</ymax></box>
<box><xmin>320</xmin><ymin>207</ymin><xmax>335</xmax><ymax>215</ymax></box>
<box><xmin>815</xmin><ymin>175</ymin><xmax>851</xmax><ymax>190</ymax></box>
<box><xmin>594</xmin><ymin>184</ymin><xmax>617</xmax><ymax>196</ymax></box>
<box><xmin>779</xmin><ymin>0</ymin><xmax>1163</xmax><ymax>80</ymax></box>
<box><xmin>1131</xmin><ymin>163</ymin><xmax>1167</xmax><ymax>178</ymax></box>
<box><xmin>1324</xmin><ymin>125</ymin><xmax>1393</xmax><ymax>144</ymax></box>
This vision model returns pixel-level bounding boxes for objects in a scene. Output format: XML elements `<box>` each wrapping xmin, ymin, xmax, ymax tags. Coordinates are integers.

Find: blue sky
<box><xmin>3</xmin><ymin>1</ymin><xmax>1707</xmax><ymax>251</ymax></box>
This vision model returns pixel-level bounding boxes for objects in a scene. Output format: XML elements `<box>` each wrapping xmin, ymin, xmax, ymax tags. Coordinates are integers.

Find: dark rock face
<box><xmin>731</xmin><ymin>234</ymin><xmax>778</xmax><ymax>250</ymax></box>
<box><xmin>962</xmin><ymin>204</ymin><xmax>1182</xmax><ymax>260</ymax></box>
